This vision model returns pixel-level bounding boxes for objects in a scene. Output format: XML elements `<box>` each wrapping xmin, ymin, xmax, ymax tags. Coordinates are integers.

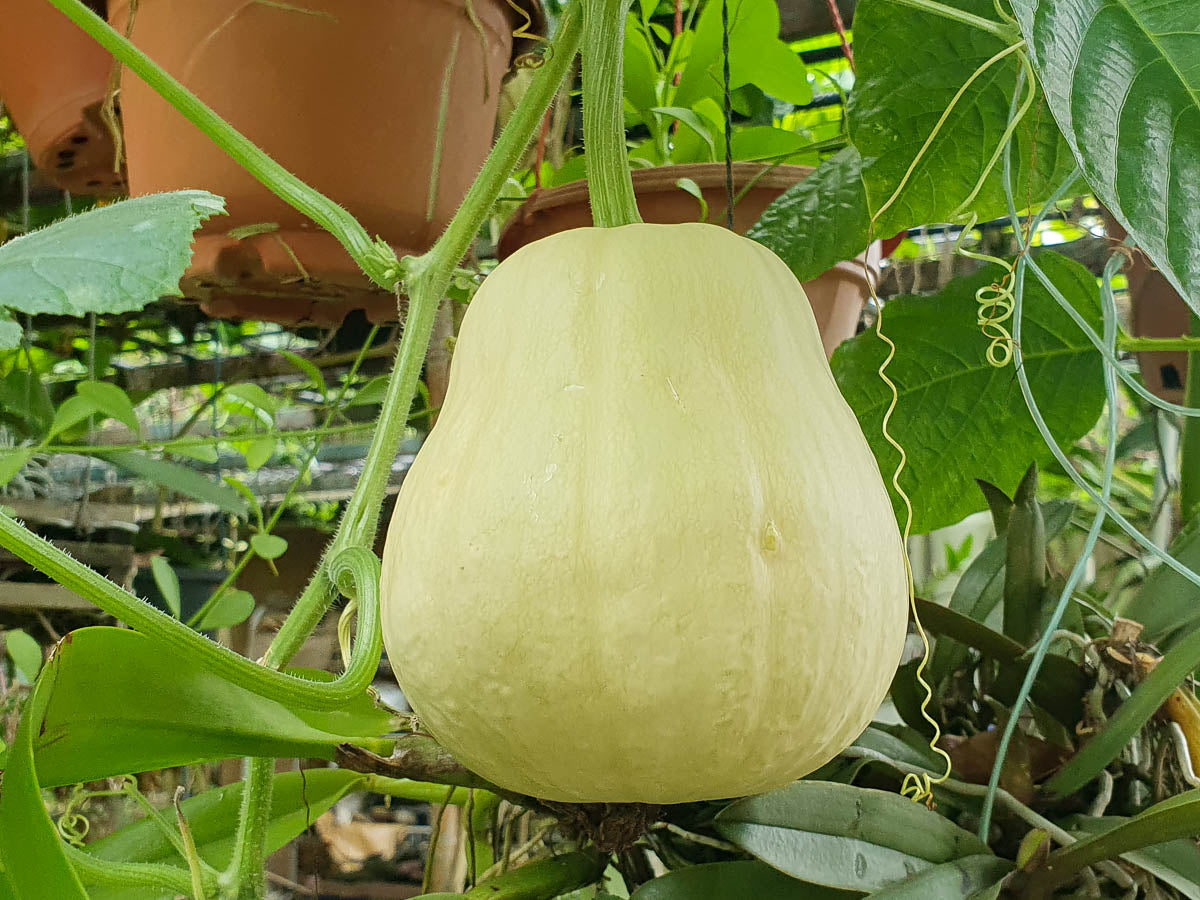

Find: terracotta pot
<box><xmin>110</xmin><ymin>0</ymin><xmax>541</xmax><ymax>327</ymax></box>
<box><xmin>497</xmin><ymin>163</ymin><xmax>882</xmax><ymax>356</ymax></box>
<box><xmin>0</xmin><ymin>0</ymin><xmax>125</xmax><ymax>196</ymax></box>
<box><xmin>1104</xmin><ymin>212</ymin><xmax>1190</xmax><ymax>404</ymax></box>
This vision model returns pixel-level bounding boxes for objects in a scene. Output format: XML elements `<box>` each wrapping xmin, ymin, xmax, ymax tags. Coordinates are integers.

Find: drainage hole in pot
<box><xmin>57</xmin><ymin>149</ymin><xmax>76</xmax><ymax>160</ymax></box>
<box><xmin>86</xmin><ymin>179</ymin><xmax>102</xmax><ymax>187</ymax></box>
<box><xmin>56</xmin><ymin>160</ymin><xmax>75</xmax><ymax>170</ymax></box>
<box><xmin>70</xmin><ymin>135</ymin><xmax>89</xmax><ymax>145</ymax></box>
<box><xmin>1162</xmin><ymin>364</ymin><xmax>1183</xmax><ymax>391</ymax></box>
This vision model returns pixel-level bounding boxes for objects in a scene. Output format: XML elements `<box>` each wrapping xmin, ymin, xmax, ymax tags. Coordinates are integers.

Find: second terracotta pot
<box><xmin>111</xmin><ymin>0</ymin><xmax>538</xmax><ymax>327</ymax></box>
<box><xmin>498</xmin><ymin>163</ymin><xmax>881</xmax><ymax>356</ymax></box>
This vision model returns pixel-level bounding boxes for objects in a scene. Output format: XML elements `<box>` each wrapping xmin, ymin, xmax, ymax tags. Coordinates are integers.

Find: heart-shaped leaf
<box><xmin>832</xmin><ymin>252</ymin><xmax>1104</xmax><ymax>533</ymax></box>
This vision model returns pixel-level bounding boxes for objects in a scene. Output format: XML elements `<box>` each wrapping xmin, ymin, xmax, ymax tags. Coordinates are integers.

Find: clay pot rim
<box><xmin>510</xmin><ymin>162</ymin><xmax>816</xmax><ymax>220</ymax></box>
<box><xmin>105</xmin><ymin>0</ymin><xmax>547</xmax><ymax>63</ymax></box>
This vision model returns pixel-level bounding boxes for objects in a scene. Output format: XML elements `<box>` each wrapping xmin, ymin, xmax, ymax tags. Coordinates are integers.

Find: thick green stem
<box><xmin>1180</xmin><ymin>314</ymin><xmax>1200</xmax><ymax>518</ymax></box>
<box><xmin>222</xmin><ymin>758</ymin><xmax>275</xmax><ymax>900</ymax></box>
<box><xmin>580</xmin><ymin>0</ymin><xmax>642</xmax><ymax>228</ymax></box>
<box><xmin>43</xmin><ymin>0</ymin><xmax>399</xmax><ymax>288</ymax></box>
<box><xmin>263</xmin><ymin>8</ymin><xmax>584</xmax><ymax>668</ymax></box>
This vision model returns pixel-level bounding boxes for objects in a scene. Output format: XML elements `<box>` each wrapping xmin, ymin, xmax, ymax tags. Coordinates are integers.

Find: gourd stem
<box><xmin>263</xmin><ymin>8</ymin><xmax>585</xmax><ymax>669</ymax></box>
<box><xmin>580</xmin><ymin>0</ymin><xmax>642</xmax><ymax>228</ymax></box>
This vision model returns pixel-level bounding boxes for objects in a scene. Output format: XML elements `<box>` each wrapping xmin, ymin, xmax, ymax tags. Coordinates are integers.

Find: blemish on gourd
<box><xmin>666</xmin><ymin>377</ymin><xmax>684</xmax><ymax>410</ymax></box>
<box><xmin>854</xmin><ymin>852</ymin><xmax>868</xmax><ymax>879</ymax></box>
<box><xmin>563</xmin><ymin>384</ymin><xmax>585</xmax><ymax>392</ymax></box>
<box><xmin>761</xmin><ymin>521</ymin><xmax>781</xmax><ymax>552</ymax></box>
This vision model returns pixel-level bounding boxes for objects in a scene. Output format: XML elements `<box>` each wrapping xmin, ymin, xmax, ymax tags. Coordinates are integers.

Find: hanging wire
<box><xmin>720</xmin><ymin>0</ymin><xmax>734</xmax><ymax>229</ymax></box>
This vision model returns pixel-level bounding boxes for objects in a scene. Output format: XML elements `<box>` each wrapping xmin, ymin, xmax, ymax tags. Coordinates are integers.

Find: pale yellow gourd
<box><xmin>381</xmin><ymin>223</ymin><xmax>907</xmax><ymax>804</ymax></box>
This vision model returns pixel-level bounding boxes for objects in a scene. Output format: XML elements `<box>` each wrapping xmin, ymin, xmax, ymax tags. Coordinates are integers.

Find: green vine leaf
<box><xmin>31</xmin><ymin>627</ymin><xmax>394</xmax><ymax>787</ymax></box>
<box><xmin>148</xmin><ymin>556</ymin><xmax>182</xmax><ymax>619</ymax></box>
<box><xmin>195</xmin><ymin>589</ymin><xmax>256</xmax><ymax>631</ymax></box>
<box><xmin>748</xmin><ymin>146</ymin><xmax>871</xmax><ymax>282</ymax></box>
<box><xmin>848</xmin><ymin>0</ymin><xmax>1078</xmax><ymax>235</ymax></box>
<box><xmin>1010</xmin><ymin>0</ymin><xmax>1200</xmax><ymax>309</ymax></box>
<box><xmin>0</xmin><ymin>448</ymin><xmax>33</xmax><ymax>488</ymax></box>
<box><xmin>4</xmin><ymin>628</ymin><xmax>43</xmax><ymax>682</ymax></box>
<box><xmin>0</xmin><ymin>191</ymin><xmax>224</xmax><ymax>317</ymax></box>
<box><xmin>74</xmin><ymin>381</ymin><xmax>141</xmax><ymax>437</ymax></box>
<box><xmin>832</xmin><ymin>251</ymin><xmax>1104</xmax><ymax>534</ymax></box>
<box><xmin>250</xmin><ymin>533</ymin><xmax>288</xmax><ymax>561</ymax></box>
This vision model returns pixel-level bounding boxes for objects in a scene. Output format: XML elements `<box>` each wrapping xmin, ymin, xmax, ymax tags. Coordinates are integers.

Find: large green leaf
<box><xmin>83</xmin><ymin>769</ymin><xmax>366</xmax><ymax>899</ymax></box>
<box><xmin>0</xmin><ymin>670</ymin><xmax>88</xmax><ymax>898</ymax></box>
<box><xmin>832</xmin><ymin>252</ymin><xmax>1104</xmax><ymax>533</ymax></box>
<box><xmin>748</xmin><ymin>146</ymin><xmax>872</xmax><ymax>282</ymax></box>
<box><xmin>849</xmin><ymin>0</ymin><xmax>1077</xmax><ymax>236</ymax></box>
<box><xmin>1011</xmin><ymin>0</ymin><xmax>1200</xmax><ymax>309</ymax></box>
<box><xmin>631</xmin><ymin>862</ymin><xmax>855</xmax><ymax>899</ymax></box>
<box><xmin>714</xmin><ymin>782</ymin><xmax>990</xmax><ymax>893</ymax></box>
<box><xmin>0</xmin><ymin>191</ymin><xmax>224</xmax><ymax>316</ymax></box>
<box><xmin>32</xmin><ymin>627</ymin><xmax>394</xmax><ymax>786</ymax></box>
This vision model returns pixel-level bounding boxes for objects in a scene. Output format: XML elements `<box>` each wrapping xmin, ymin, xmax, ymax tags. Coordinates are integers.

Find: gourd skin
<box><xmin>381</xmin><ymin>223</ymin><xmax>907</xmax><ymax>804</ymax></box>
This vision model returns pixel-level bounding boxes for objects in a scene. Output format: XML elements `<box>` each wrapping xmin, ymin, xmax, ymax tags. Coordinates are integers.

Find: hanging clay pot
<box><xmin>497</xmin><ymin>163</ymin><xmax>882</xmax><ymax>356</ymax></box>
<box><xmin>1104</xmin><ymin>211</ymin><xmax>1190</xmax><ymax>404</ymax></box>
<box><xmin>109</xmin><ymin>0</ymin><xmax>542</xmax><ymax>327</ymax></box>
<box><xmin>0</xmin><ymin>0</ymin><xmax>125</xmax><ymax>196</ymax></box>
